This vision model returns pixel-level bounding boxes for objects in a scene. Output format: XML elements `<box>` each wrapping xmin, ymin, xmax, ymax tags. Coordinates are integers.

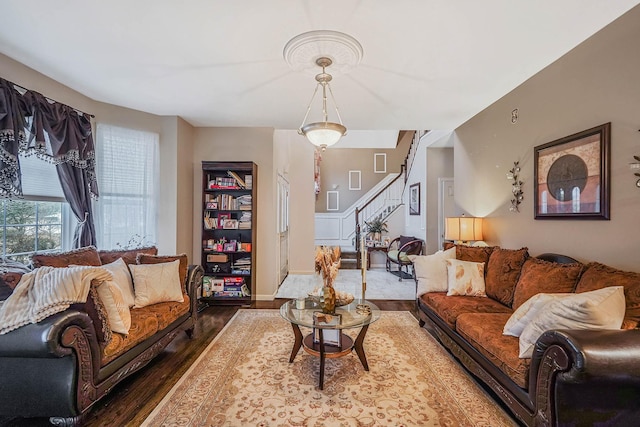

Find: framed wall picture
<box><xmin>327</xmin><ymin>190</ymin><xmax>339</xmax><ymax>211</ymax></box>
<box><xmin>374</xmin><ymin>153</ymin><xmax>386</xmax><ymax>173</ymax></box>
<box><xmin>409</xmin><ymin>182</ymin><xmax>420</xmax><ymax>215</ymax></box>
<box><xmin>348</xmin><ymin>170</ymin><xmax>361</xmax><ymax>190</ymax></box>
<box><xmin>534</xmin><ymin>123</ymin><xmax>610</xmax><ymax>220</ymax></box>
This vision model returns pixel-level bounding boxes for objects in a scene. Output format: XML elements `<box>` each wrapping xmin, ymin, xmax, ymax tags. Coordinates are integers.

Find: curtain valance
<box><xmin>0</xmin><ymin>77</ymin><xmax>98</xmax><ymax>199</ymax></box>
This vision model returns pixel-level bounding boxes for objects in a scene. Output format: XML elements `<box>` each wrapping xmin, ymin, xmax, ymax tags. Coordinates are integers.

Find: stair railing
<box><xmin>355</xmin><ymin>164</ymin><xmax>406</xmax><ymax>251</ymax></box>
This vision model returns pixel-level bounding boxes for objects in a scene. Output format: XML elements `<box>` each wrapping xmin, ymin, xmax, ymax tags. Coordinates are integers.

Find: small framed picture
<box><xmin>223</xmin><ymin>219</ymin><xmax>239</xmax><ymax>229</ymax></box>
<box><xmin>409</xmin><ymin>182</ymin><xmax>420</xmax><ymax>215</ymax></box>
<box><xmin>218</xmin><ymin>212</ymin><xmax>231</xmax><ymax>227</ymax></box>
<box><xmin>223</xmin><ymin>242</ymin><xmax>237</xmax><ymax>252</ymax></box>
<box><xmin>313</xmin><ymin>312</ymin><xmax>342</xmax><ymax>347</ymax></box>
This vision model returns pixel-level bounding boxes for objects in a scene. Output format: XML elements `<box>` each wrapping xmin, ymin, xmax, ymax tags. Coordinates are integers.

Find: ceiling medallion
<box><xmin>283</xmin><ymin>30</ymin><xmax>363</xmax><ymax>75</ymax></box>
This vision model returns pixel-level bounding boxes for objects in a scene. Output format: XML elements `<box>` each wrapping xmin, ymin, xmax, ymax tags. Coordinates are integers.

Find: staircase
<box><xmin>340</xmin><ymin>249</ymin><xmax>359</xmax><ymax>270</ymax></box>
<box><xmin>315</xmin><ymin>130</ymin><xmax>428</xmax><ymax>262</ymax></box>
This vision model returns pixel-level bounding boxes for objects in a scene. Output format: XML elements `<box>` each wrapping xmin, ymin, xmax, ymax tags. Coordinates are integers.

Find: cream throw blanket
<box><xmin>0</xmin><ymin>266</ymin><xmax>112</xmax><ymax>335</ymax></box>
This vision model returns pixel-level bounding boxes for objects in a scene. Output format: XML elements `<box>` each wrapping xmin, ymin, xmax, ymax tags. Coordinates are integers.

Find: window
<box><xmin>0</xmin><ymin>155</ymin><xmax>74</xmax><ymax>263</ymax></box>
<box><xmin>94</xmin><ymin>124</ymin><xmax>159</xmax><ymax>249</ymax></box>
<box><xmin>0</xmin><ymin>200</ymin><xmax>63</xmax><ymax>264</ymax></box>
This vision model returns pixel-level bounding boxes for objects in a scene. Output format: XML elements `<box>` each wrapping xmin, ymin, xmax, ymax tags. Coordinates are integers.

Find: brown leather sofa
<box><xmin>0</xmin><ymin>246</ymin><xmax>204</xmax><ymax>426</ymax></box>
<box><xmin>415</xmin><ymin>245</ymin><xmax>640</xmax><ymax>426</ymax></box>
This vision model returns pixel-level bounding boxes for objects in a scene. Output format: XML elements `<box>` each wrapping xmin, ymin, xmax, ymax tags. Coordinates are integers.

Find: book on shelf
<box><xmin>227</xmin><ymin>171</ymin><xmax>246</xmax><ymax>188</ymax></box>
<box><xmin>202</xmin><ymin>276</ymin><xmax>224</xmax><ymax>297</ymax></box>
<box><xmin>214</xmin><ymin>290</ymin><xmax>244</xmax><ymax>298</ymax></box>
<box><xmin>245</xmin><ymin>175</ymin><xmax>253</xmax><ymax>190</ymax></box>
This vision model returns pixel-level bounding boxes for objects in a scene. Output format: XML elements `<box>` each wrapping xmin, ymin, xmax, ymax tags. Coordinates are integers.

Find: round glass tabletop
<box><xmin>279</xmin><ymin>298</ymin><xmax>380</xmax><ymax>330</ymax></box>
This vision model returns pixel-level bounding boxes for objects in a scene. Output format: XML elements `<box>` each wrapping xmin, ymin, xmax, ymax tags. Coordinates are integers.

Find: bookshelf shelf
<box><xmin>200</xmin><ymin>161</ymin><xmax>257</xmax><ymax>305</ymax></box>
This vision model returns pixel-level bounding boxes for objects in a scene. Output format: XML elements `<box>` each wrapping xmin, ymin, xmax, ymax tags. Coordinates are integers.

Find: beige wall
<box><xmin>176</xmin><ymin>117</ymin><xmax>195</xmax><ymax>258</ymax></box>
<box><xmin>273</xmin><ymin>130</ymin><xmax>317</xmax><ymax>275</ymax></box>
<box><xmin>315</xmin><ymin>131</ymin><xmax>412</xmax><ymax>212</ymax></box>
<box><xmin>191</xmin><ymin>127</ymin><xmax>278</xmax><ymax>299</ymax></box>
<box><xmin>454</xmin><ymin>6</ymin><xmax>640</xmax><ymax>272</ymax></box>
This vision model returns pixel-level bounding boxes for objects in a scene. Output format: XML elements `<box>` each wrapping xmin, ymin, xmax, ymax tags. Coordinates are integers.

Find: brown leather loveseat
<box><xmin>0</xmin><ymin>245</ymin><xmax>204</xmax><ymax>426</ymax></box>
<box><xmin>413</xmin><ymin>245</ymin><xmax>640</xmax><ymax>426</ymax></box>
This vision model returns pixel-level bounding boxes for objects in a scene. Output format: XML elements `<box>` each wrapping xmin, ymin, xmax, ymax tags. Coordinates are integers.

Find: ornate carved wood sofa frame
<box><xmin>415</xmin><ymin>246</ymin><xmax>640</xmax><ymax>426</ymax></box>
<box><xmin>0</xmin><ymin>246</ymin><xmax>204</xmax><ymax>426</ymax></box>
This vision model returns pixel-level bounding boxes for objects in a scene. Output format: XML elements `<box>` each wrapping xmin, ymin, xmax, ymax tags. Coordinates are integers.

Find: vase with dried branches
<box><xmin>314</xmin><ymin>246</ymin><xmax>341</xmax><ymax>313</ymax></box>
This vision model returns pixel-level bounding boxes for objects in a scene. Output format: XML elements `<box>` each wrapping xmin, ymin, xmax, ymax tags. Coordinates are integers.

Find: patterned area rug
<box><xmin>143</xmin><ymin>310</ymin><xmax>516</xmax><ymax>426</ymax></box>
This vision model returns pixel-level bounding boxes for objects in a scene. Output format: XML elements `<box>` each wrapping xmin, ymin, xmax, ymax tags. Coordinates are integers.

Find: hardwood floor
<box><xmin>2</xmin><ymin>299</ymin><xmax>417</xmax><ymax>427</ymax></box>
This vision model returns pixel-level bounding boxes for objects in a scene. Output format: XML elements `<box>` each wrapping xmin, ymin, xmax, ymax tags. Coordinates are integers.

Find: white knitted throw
<box><xmin>0</xmin><ymin>266</ymin><xmax>112</xmax><ymax>335</ymax></box>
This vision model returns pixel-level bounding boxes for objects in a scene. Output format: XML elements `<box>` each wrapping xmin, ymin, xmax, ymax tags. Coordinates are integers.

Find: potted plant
<box><xmin>364</xmin><ymin>218</ymin><xmax>388</xmax><ymax>242</ymax></box>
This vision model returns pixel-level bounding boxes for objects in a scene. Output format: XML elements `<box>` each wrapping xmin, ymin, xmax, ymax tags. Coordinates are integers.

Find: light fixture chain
<box><xmin>298</xmin><ymin>83</ymin><xmax>321</xmax><ymax>130</ymax></box>
<box><xmin>326</xmin><ymin>84</ymin><xmax>345</xmax><ymax>127</ymax></box>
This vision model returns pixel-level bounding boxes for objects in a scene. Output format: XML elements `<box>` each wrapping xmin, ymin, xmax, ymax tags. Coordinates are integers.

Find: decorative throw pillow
<box><xmin>575</xmin><ymin>262</ymin><xmax>640</xmax><ymax>329</ymax></box>
<box><xmin>512</xmin><ymin>257</ymin><xmax>583</xmax><ymax>309</ymax></box>
<box><xmin>398</xmin><ymin>235</ymin><xmax>415</xmax><ymax>247</ymax></box>
<box><xmin>101</xmin><ymin>258</ymin><xmax>135</xmax><ymax>308</ymax></box>
<box><xmin>446</xmin><ymin>259</ymin><xmax>486</xmax><ymax>297</ymax></box>
<box><xmin>31</xmin><ymin>246</ymin><xmax>101</xmax><ymax>268</ymax></box>
<box><xmin>409</xmin><ymin>247</ymin><xmax>456</xmax><ymax>297</ymax></box>
<box><xmin>130</xmin><ymin>260</ymin><xmax>183</xmax><ymax>308</ymax></box>
<box><xmin>98</xmin><ymin>246</ymin><xmax>158</xmax><ymax>266</ymax></box>
<box><xmin>137</xmin><ymin>253</ymin><xmax>188</xmax><ymax>294</ymax></box>
<box><xmin>455</xmin><ymin>245</ymin><xmax>495</xmax><ymax>265</ymax></box>
<box><xmin>95</xmin><ymin>280</ymin><xmax>131</xmax><ymax>335</ymax></box>
<box><xmin>518</xmin><ymin>286</ymin><xmax>625</xmax><ymax>358</ymax></box>
<box><xmin>485</xmin><ymin>247</ymin><xmax>528</xmax><ymax>307</ymax></box>
<box><xmin>503</xmin><ymin>292</ymin><xmax>572</xmax><ymax>337</ymax></box>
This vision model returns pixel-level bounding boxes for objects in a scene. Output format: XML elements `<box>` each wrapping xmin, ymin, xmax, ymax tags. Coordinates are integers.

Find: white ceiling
<box><xmin>1</xmin><ymin>1</ymin><xmax>638</xmax><ymax>138</ymax></box>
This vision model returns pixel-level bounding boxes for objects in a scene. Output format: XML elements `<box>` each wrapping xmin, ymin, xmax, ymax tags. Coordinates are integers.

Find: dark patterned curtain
<box><xmin>0</xmin><ymin>78</ymin><xmax>28</xmax><ymax>198</ymax></box>
<box><xmin>0</xmin><ymin>77</ymin><xmax>98</xmax><ymax>247</ymax></box>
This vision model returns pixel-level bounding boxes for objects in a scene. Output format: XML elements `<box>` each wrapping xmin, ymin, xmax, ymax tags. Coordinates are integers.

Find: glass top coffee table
<box><xmin>279</xmin><ymin>298</ymin><xmax>381</xmax><ymax>390</ymax></box>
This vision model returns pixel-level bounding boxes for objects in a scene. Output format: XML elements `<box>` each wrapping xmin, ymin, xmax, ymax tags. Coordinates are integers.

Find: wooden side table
<box><xmin>366</xmin><ymin>245</ymin><xmax>388</xmax><ymax>269</ymax></box>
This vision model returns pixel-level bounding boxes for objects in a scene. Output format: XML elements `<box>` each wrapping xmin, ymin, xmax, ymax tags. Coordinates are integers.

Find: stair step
<box><xmin>339</xmin><ymin>258</ymin><xmax>359</xmax><ymax>270</ymax></box>
<box><xmin>341</xmin><ymin>250</ymin><xmax>358</xmax><ymax>260</ymax></box>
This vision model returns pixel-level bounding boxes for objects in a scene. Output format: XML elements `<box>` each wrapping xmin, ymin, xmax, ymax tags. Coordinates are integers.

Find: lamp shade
<box><xmin>445</xmin><ymin>216</ymin><xmax>483</xmax><ymax>242</ymax></box>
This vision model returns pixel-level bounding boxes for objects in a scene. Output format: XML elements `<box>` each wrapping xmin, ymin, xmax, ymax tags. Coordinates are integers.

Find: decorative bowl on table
<box><xmin>308</xmin><ymin>288</ymin><xmax>354</xmax><ymax>307</ymax></box>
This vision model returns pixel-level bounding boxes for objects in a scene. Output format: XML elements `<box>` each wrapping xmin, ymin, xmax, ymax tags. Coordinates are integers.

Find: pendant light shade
<box><xmin>300</xmin><ymin>121</ymin><xmax>347</xmax><ymax>148</ymax></box>
<box><xmin>297</xmin><ymin>57</ymin><xmax>347</xmax><ymax>151</ymax></box>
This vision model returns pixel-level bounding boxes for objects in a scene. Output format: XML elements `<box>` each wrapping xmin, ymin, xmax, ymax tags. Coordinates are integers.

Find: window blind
<box><xmin>94</xmin><ymin>124</ymin><xmax>159</xmax><ymax>249</ymax></box>
<box><xmin>18</xmin><ymin>154</ymin><xmax>65</xmax><ymax>200</ymax></box>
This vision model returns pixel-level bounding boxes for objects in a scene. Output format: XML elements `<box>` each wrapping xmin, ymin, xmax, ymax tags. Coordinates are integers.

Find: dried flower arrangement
<box><xmin>314</xmin><ymin>245</ymin><xmax>341</xmax><ymax>287</ymax></box>
<box><xmin>312</xmin><ymin>246</ymin><xmax>354</xmax><ymax>307</ymax></box>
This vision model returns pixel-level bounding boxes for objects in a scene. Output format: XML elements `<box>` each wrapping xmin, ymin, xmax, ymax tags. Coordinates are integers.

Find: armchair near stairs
<box><xmin>386</xmin><ymin>236</ymin><xmax>424</xmax><ymax>281</ymax></box>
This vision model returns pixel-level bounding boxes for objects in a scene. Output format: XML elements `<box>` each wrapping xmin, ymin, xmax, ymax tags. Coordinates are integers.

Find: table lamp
<box><xmin>445</xmin><ymin>216</ymin><xmax>484</xmax><ymax>245</ymax></box>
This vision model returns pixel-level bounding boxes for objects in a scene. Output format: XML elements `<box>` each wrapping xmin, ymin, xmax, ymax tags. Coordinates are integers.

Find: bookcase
<box><xmin>200</xmin><ymin>161</ymin><xmax>257</xmax><ymax>305</ymax></box>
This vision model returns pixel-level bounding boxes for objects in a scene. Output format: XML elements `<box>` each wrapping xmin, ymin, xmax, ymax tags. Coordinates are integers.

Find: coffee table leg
<box><xmin>289</xmin><ymin>323</ymin><xmax>303</xmax><ymax>363</ymax></box>
<box><xmin>353</xmin><ymin>324</ymin><xmax>370</xmax><ymax>371</ymax></box>
<box><xmin>318</xmin><ymin>329</ymin><xmax>325</xmax><ymax>390</ymax></box>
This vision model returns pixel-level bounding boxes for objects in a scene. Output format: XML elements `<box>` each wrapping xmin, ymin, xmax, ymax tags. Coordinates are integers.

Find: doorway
<box><xmin>438</xmin><ymin>177</ymin><xmax>455</xmax><ymax>250</ymax></box>
<box><xmin>277</xmin><ymin>174</ymin><xmax>290</xmax><ymax>285</ymax></box>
